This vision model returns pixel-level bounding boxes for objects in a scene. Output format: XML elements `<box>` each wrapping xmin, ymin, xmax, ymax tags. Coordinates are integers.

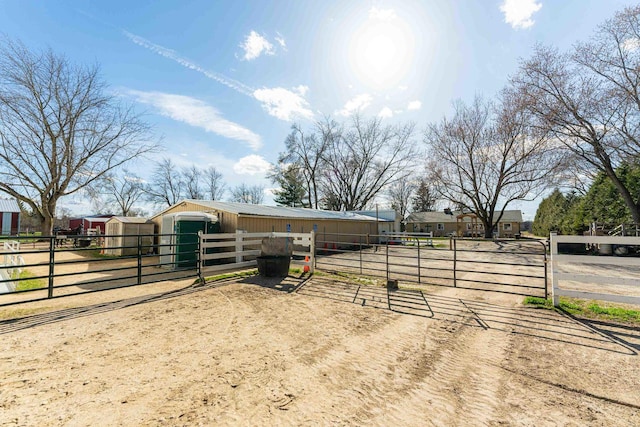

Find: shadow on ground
<box><xmin>1</xmin><ymin>273</ymin><xmax>638</xmax><ymax>357</ymax></box>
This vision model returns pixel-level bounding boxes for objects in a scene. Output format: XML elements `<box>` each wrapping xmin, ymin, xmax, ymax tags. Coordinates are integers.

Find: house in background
<box><xmin>0</xmin><ymin>199</ymin><xmax>21</xmax><ymax>235</ymax></box>
<box><xmin>405</xmin><ymin>210</ymin><xmax>524</xmax><ymax>238</ymax></box>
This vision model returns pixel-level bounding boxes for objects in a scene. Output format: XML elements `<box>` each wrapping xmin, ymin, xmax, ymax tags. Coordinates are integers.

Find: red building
<box><xmin>68</xmin><ymin>215</ymin><xmax>114</xmax><ymax>233</ymax></box>
<box><xmin>0</xmin><ymin>199</ymin><xmax>21</xmax><ymax>235</ymax></box>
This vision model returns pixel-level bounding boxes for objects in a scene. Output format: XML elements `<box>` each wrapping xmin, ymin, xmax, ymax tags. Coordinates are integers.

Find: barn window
<box><xmin>437</xmin><ymin>223</ymin><xmax>444</xmax><ymax>231</ymax></box>
<box><xmin>503</xmin><ymin>222</ymin><xmax>512</xmax><ymax>231</ymax></box>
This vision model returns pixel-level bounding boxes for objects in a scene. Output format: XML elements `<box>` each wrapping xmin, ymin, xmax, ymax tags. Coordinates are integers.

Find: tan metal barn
<box><xmin>150</xmin><ymin>200</ymin><xmax>386</xmax><ymax>244</ymax></box>
<box><xmin>104</xmin><ymin>217</ymin><xmax>155</xmax><ymax>256</ymax></box>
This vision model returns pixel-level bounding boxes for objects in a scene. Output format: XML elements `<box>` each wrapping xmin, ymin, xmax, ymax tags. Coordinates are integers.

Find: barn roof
<box><xmin>406</xmin><ymin>210</ymin><xmax>523</xmax><ymax>223</ymax></box>
<box><xmin>106</xmin><ymin>216</ymin><xmax>153</xmax><ymax>224</ymax></box>
<box><xmin>0</xmin><ymin>199</ymin><xmax>20</xmax><ymax>213</ymax></box>
<box><xmin>348</xmin><ymin>210</ymin><xmax>398</xmax><ymax>222</ymax></box>
<box><xmin>156</xmin><ymin>200</ymin><xmax>385</xmax><ymax>222</ymax></box>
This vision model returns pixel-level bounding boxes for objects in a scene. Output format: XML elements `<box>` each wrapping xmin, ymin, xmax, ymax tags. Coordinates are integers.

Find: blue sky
<box><xmin>0</xmin><ymin>0</ymin><xmax>633</xmax><ymax>219</ymax></box>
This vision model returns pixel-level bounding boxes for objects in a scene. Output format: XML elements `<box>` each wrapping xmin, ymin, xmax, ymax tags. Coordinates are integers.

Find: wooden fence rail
<box><xmin>198</xmin><ymin>231</ymin><xmax>314</xmax><ymax>277</ymax></box>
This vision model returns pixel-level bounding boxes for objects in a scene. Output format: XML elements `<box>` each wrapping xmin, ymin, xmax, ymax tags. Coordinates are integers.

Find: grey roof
<box><xmin>0</xmin><ymin>199</ymin><xmax>20</xmax><ymax>213</ymax></box>
<box><xmin>106</xmin><ymin>216</ymin><xmax>152</xmax><ymax>224</ymax></box>
<box><xmin>348</xmin><ymin>210</ymin><xmax>397</xmax><ymax>222</ymax></box>
<box><xmin>180</xmin><ymin>200</ymin><xmax>379</xmax><ymax>222</ymax></box>
<box><xmin>407</xmin><ymin>210</ymin><xmax>523</xmax><ymax>223</ymax></box>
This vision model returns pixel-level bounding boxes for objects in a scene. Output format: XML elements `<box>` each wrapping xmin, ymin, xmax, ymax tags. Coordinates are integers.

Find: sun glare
<box><xmin>349</xmin><ymin>12</ymin><xmax>415</xmax><ymax>90</ymax></box>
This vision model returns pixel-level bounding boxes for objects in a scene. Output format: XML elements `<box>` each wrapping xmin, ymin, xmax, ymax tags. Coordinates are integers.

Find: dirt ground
<box><xmin>1</xmin><ymin>273</ymin><xmax>639</xmax><ymax>426</ymax></box>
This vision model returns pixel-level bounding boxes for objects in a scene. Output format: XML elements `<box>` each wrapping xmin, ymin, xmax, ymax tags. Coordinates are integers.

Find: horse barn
<box><xmin>150</xmin><ymin>200</ymin><xmax>385</xmax><ymax>244</ymax></box>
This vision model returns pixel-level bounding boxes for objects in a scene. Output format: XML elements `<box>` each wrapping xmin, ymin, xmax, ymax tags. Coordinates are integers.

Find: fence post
<box><xmin>309</xmin><ymin>230</ymin><xmax>315</xmax><ymax>273</ymax></box>
<box><xmin>416</xmin><ymin>237</ymin><xmax>421</xmax><ymax>285</ymax></box>
<box><xmin>137</xmin><ymin>235</ymin><xmax>143</xmax><ymax>286</ymax></box>
<box><xmin>550</xmin><ymin>232</ymin><xmax>558</xmax><ymax>306</ymax></box>
<box><xmin>541</xmin><ymin>240</ymin><xmax>548</xmax><ymax>300</ymax></box>
<box><xmin>197</xmin><ymin>231</ymin><xmax>203</xmax><ymax>283</ymax></box>
<box><xmin>359</xmin><ymin>235</ymin><xmax>363</xmax><ymax>275</ymax></box>
<box><xmin>453</xmin><ymin>238</ymin><xmax>457</xmax><ymax>287</ymax></box>
<box><xmin>386</xmin><ymin>238</ymin><xmax>389</xmax><ymax>282</ymax></box>
<box><xmin>48</xmin><ymin>236</ymin><xmax>55</xmax><ymax>299</ymax></box>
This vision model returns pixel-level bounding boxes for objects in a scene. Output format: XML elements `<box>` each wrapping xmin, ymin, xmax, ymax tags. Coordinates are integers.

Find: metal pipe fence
<box><xmin>315</xmin><ymin>233</ymin><xmax>547</xmax><ymax>298</ymax></box>
<box><xmin>0</xmin><ymin>233</ymin><xmax>200</xmax><ymax>307</ymax></box>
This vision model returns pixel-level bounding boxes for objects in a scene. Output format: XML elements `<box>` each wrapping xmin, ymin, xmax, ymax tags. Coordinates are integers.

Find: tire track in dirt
<box><xmin>286</xmin><ymin>308</ymin><xmax>485</xmax><ymax>424</ymax></box>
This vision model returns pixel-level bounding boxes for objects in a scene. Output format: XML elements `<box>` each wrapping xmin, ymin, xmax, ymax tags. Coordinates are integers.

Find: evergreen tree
<box><xmin>533</xmin><ymin>189</ymin><xmax>576</xmax><ymax>236</ymax></box>
<box><xmin>577</xmin><ymin>163</ymin><xmax>640</xmax><ymax>227</ymax></box>
<box><xmin>271</xmin><ymin>165</ymin><xmax>308</xmax><ymax>207</ymax></box>
<box><xmin>411</xmin><ymin>179</ymin><xmax>437</xmax><ymax>212</ymax></box>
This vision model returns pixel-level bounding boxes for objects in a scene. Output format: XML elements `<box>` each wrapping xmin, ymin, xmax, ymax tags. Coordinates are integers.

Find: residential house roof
<box><xmin>406</xmin><ymin>210</ymin><xmax>523</xmax><ymax>223</ymax></box>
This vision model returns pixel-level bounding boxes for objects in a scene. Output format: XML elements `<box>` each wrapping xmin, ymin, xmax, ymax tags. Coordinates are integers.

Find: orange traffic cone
<box><xmin>303</xmin><ymin>255</ymin><xmax>310</xmax><ymax>273</ymax></box>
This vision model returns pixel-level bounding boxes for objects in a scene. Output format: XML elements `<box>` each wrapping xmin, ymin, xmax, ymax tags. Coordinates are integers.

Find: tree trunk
<box><xmin>604</xmin><ymin>167</ymin><xmax>640</xmax><ymax>224</ymax></box>
<box><xmin>41</xmin><ymin>215</ymin><xmax>53</xmax><ymax>236</ymax></box>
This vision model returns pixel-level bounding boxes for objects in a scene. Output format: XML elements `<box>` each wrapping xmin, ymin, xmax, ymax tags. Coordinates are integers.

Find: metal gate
<box><xmin>315</xmin><ymin>233</ymin><xmax>547</xmax><ymax>298</ymax></box>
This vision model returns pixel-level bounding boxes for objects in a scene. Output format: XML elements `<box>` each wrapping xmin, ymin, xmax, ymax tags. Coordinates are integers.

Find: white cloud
<box><xmin>241</xmin><ymin>30</ymin><xmax>275</xmax><ymax>60</ymax></box>
<box><xmin>407</xmin><ymin>100</ymin><xmax>422</xmax><ymax>110</ymax></box>
<box><xmin>378</xmin><ymin>107</ymin><xmax>393</xmax><ymax>118</ymax></box>
<box><xmin>499</xmin><ymin>0</ymin><xmax>542</xmax><ymax>29</ymax></box>
<box><xmin>253</xmin><ymin>86</ymin><xmax>314</xmax><ymax>121</ymax></box>
<box><xmin>294</xmin><ymin>85</ymin><xmax>309</xmax><ymax>96</ymax></box>
<box><xmin>369</xmin><ymin>6</ymin><xmax>398</xmax><ymax>21</ymax></box>
<box><xmin>233</xmin><ymin>155</ymin><xmax>271</xmax><ymax>175</ymax></box>
<box><xmin>128</xmin><ymin>90</ymin><xmax>262</xmax><ymax>150</ymax></box>
<box><xmin>275</xmin><ymin>32</ymin><xmax>287</xmax><ymax>49</ymax></box>
<box><xmin>398</xmin><ymin>85</ymin><xmax>408</xmax><ymax>91</ymax></box>
<box><xmin>336</xmin><ymin>93</ymin><xmax>373</xmax><ymax>117</ymax></box>
<box><xmin>124</xmin><ymin>30</ymin><xmax>313</xmax><ymax>123</ymax></box>
<box><xmin>123</xmin><ymin>31</ymin><xmax>254</xmax><ymax>96</ymax></box>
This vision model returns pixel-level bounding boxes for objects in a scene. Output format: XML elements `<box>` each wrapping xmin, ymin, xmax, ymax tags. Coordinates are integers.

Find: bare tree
<box><xmin>203</xmin><ymin>166</ymin><xmax>225</xmax><ymax>200</ymax></box>
<box><xmin>0</xmin><ymin>38</ymin><xmax>155</xmax><ymax>234</ymax></box>
<box><xmin>387</xmin><ymin>177</ymin><xmax>416</xmax><ymax>223</ymax></box>
<box><xmin>279</xmin><ymin>120</ymin><xmax>334</xmax><ymax>208</ymax></box>
<box><xmin>87</xmin><ymin>170</ymin><xmax>145</xmax><ymax>216</ymax></box>
<box><xmin>182</xmin><ymin>165</ymin><xmax>203</xmax><ymax>199</ymax></box>
<box><xmin>144</xmin><ymin>158</ymin><xmax>183</xmax><ymax>207</ymax></box>
<box><xmin>511</xmin><ymin>7</ymin><xmax>640</xmax><ymax>223</ymax></box>
<box><xmin>231</xmin><ymin>184</ymin><xmax>265</xmax><ymax>204</ymax></box>
<box><xmin>321</xmin><ymin>115</ymin><xmax>419</xmax><ymax>211</ymax></box>
<box><xmin>425</xmin><ymin>95</ymin><xmax>561</xmax><ymax>238</ymax></box>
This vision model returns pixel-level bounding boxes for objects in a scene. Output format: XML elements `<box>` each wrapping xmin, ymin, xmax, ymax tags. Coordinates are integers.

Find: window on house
<box><xmin>503</xmin><ymin>222</ymin><xmax>512</xmax><ymax>231</ymax></box>
<box><xmin>437</xmin><ymin>223</ymin><xmax>444</xmax><ymax>231</ymax></box>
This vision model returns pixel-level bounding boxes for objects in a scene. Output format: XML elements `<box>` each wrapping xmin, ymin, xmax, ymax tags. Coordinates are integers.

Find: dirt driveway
<box><xmin>1</xmin><ymin>274</ymin><xmax>639</xmax><ymax>426</ymax></box>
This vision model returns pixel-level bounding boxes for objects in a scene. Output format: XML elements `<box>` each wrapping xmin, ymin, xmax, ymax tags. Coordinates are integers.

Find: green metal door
<box><xmin>175</xmin><ymin>220</ymin><xmax>205</xmax><ymax>268</ymax></box>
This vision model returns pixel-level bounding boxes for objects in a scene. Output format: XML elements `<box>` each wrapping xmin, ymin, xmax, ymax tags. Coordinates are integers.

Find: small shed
<box><xmin>0</xmin><ymin>199</ymin><xmax>21</xmax><ymax>235</ymax></box>
<box><xmin>104</xmin><ymin>217</ymin><xmax>155</xmax><ymax>256</ymax></box>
